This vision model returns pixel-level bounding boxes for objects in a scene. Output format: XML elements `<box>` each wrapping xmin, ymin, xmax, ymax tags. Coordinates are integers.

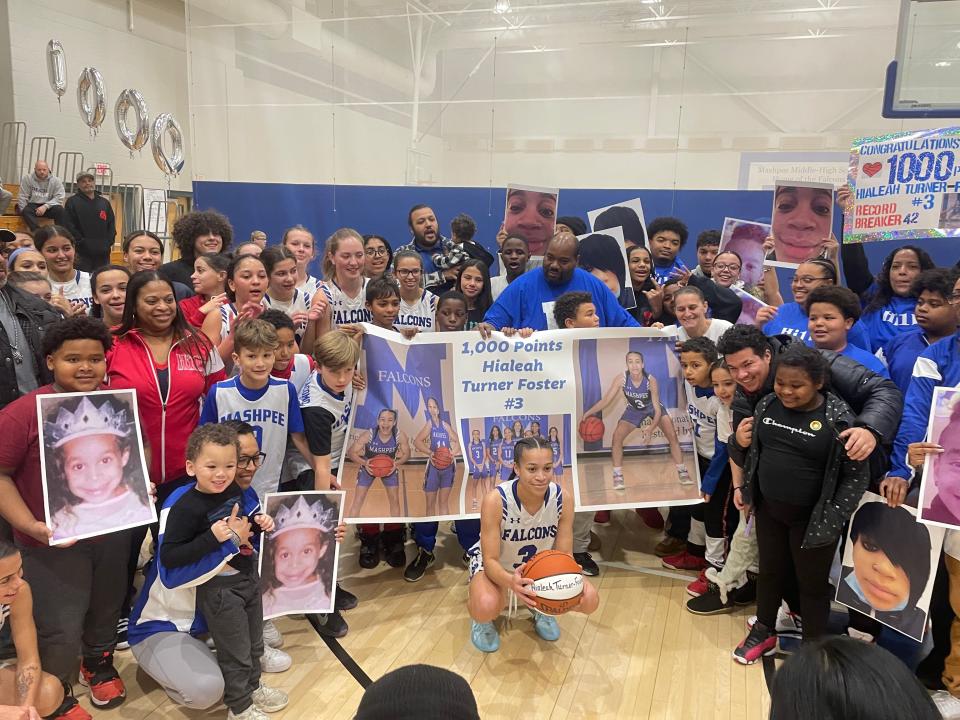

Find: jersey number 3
<box><xmin>514</xmin><ymin>544</ymin><xmax>538</xmax><ymax>568</ymax></box>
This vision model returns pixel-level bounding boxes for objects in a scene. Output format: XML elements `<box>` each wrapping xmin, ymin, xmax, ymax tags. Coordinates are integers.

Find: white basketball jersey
<box><xmin>296</xmin><ymin>275</ymin><xmax>321</xmax><ymax>295</ymax></box>
<box><xmin>684</xmin><ymin>380</ymin><xmax>719</xmax><ymax>459</ymax></box>
<box><xmin>53</xmin><ymin>270</ymin><xmax>93</xmax><ymax>310</ymax></box>
<box><xmin>219</xmin><ymin>303</ymin><xmax>239</xmax><ymax>342</ymax></box>
<box><xmin>264</xmin><ymin>288</ymin><xmax>312</xmax><ymax>337</ymax></box>
<box><xmin>298</xmin><ymin>370</ymin><xmax>354</xmax><ymax>469</ymax></box>
<box><xmin>396</xmin><ymin>290</ymin><xmax>438</xmax><ymax>333</ymax></box>
<box><xmin>207</xmin><ymin>377</ymin><xmax>295</xmax><ymax>502</ymax></box>
<box><xmin>496</xmin><ymin>478</ymin><xmax>563</xmax><ymax>570</ymax></box>
<box><xmin>286</xmin><ymin>354</ymin><xmax>314</xmax><ymax>394</ymax></box>
<box><xmin>320</xmin><ymin>279</ymin><xmax>371</xmax><ymax>328</ymax></box>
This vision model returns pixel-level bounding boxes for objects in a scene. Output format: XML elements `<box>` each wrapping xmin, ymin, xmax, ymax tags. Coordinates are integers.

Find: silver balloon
<box><xmin>76</xmin><ymin>67</ymin><xmax>106</xmax><ymax>133</ymax></box>
<box><xmin>46</xmin><ymin>40</ymin><xmax>66</xmax><ymax>99</ymax></box>
<box><xmin>114</xmin><ymin>89</ymin><xmax>149</xmax><ymax>152</ymax></box>
<box><xmin>151</xmin><ymin>113</ymin><xmax>185</xmax><ymax>177</ymax></box>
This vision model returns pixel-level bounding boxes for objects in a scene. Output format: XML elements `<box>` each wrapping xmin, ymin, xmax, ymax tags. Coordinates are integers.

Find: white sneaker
<box><xmin>678</xmin><ymin>465</ymin><xmax>694</xmax><ymax>485</ymax></box>
<box><xmin>227</xmin><ymin>704</ymin><xmax>268</xmax><ymax>720</ymax></box>
<box><xmin>259</xmin><ymin>644</ymin><xmax>292</xmax><ymax>673</ymax></box>
<box><xmin>251</xmin><ymin>682</ymin><xmax>289</xmax><ymax>713</ymax></box>
<box><xmin>613</xmin><ymin>472</ymin><xmax>625</xmax><ymax>491</ymax></box>
<box><xmin>747</xmin><ymin>607</ymin><xmax>802</xmax><ymax>636</ymax></box>
<box><xmin>933</xmin><ymin>690</ymin><xmax>960</xmax><ymax>719</ymax></box>
<box><xmin>262</xmin><ymin>620</ymin><xmax>283</xmax><ymax>648</ymax></box>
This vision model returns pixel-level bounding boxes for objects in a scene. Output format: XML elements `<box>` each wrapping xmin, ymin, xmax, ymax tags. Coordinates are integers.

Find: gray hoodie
<box><xmin>17</xmin><ymin>172</ymin><xmax>65</xmax><ymax>209</ymax></box>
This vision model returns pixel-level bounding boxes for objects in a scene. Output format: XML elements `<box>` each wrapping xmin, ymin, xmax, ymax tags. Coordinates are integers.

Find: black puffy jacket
<box><xmin>728</xmin><ymin>334</ymin><xmax>903</xmax><ymax>481</ymax></box>
<box><xmin>0</xmin><ymin>285</ymin><xmax>62</xmax><ymax>409</ymax></box>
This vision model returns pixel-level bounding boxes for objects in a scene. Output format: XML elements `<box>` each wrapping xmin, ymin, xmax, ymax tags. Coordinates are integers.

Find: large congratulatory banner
<box><xmin>338</xmin><ymin>325</ymin><xmax>702</xmax><ymax>523</ymax></box>
<box><xmin>845</xmin><ymin>126</ymin><xmax>960</xmax><ymax>244</ymax></box>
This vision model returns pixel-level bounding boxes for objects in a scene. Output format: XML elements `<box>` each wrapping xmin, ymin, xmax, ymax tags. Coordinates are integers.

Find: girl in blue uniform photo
<box><xmin>467</xmin><ymin>429</ymin><xmax>491</xmax><ymax>511</ymax></box>
<box><xmin>414</xmin><ymin>397</ymin><xmax>461</xmax><ymax>516</ymax></box>
<box><xmin>582</xmin><ymin>351</ymin><xmax>689</xmax><ymax>490</ymax></box>
<box><xmin>487</xmin><ymin>425</ymin><xmax>503</xmax><ymax>483</ymax></box>
<box><xmin>346</xmin><ymin>409</ymin><xmax>410</xmax><ymax>517</ymax></box>
<box><xmin>498</xmin><ymin>427</ymin><xmax>516</xmax><ymax>482</ymax></box>
<box><xmin>549</xmin><ymin>426</ymin><xmax>565</xmax><ymax>479</ymax></box>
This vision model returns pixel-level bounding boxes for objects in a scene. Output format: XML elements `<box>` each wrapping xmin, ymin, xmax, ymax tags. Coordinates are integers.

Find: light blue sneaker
<box><xmin>471</xmin><ymin>621</ymin><xmax>500</xmax><ymax>653</ymax></box>
<box><xmin>532</xmin><ymin>611</ymin><xmax>561</xmax><ymax>642</ymax></box>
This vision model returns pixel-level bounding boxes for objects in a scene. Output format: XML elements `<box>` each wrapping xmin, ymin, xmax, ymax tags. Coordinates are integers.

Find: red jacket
<box><xmin>106</xmin><ymin>330</ymin><xmax>225</xmax><ymax>484</ymax></box>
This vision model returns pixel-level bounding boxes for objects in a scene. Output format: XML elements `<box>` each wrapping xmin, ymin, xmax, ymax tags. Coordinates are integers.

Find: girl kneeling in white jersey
<box><xmin>467</xmin><ymin>436</ymin><xmax>600</xmax><ymax>653</ymax></box>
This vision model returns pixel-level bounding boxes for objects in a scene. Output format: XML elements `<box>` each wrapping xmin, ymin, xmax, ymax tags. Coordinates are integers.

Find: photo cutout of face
<box><xmin>719</xmin><ymin>218</ymin><xmax>770</xmax><ymax>288</ymax></box>
<box><xmin>588</xmin><ymin>199</ymin><xmax>648</xmax><ymax>249</ymax></box>
<box><xmin>577</xmin><ymin>226</ymin><xmax>636</xmax><ymax>309</ymax></box>
<box><xmin>768</xmin><ymin>181</ymin><xmax>834</xmax><ymax>268</ymax></box>
<box><xmin>837</xmin><ymin>493</ymin><xmax>943</xmax><ymax>642</ymax></box>
<box><xmin>503</xmin><ymin>184</ymin><xmax>559</xmax><ymax>257</ymax></box>
<box><xmin>920</xmin><ymin>388</ymin><xmax>960</xmax><ymax>529</ymax></box>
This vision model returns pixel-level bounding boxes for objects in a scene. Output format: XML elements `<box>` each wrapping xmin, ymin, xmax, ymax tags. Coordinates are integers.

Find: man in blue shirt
<box><xmin>479</xmin><ymin>232</ymin><xmax>640</xmax><ymax>332</ymax></box>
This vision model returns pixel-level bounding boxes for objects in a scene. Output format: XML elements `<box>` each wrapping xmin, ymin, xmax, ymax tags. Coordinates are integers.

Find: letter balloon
<box><xmin>151</xmin><ymin>113</ymin><xmax>185</xmax><ymax>177</ymax></box>
<box><xmin>76</xmin><ymin>67</ymin><xmax>106</xmax><ymax>133</ymax></box>
<box><xmin>46</xmin><ymin>40</ymin><xmax>67</xmax><ymax>101</ymax></box>
<box><xmin>114</xmin><ymin>89</ymin><xmax>149</xmax><ymax>152</ymax></box>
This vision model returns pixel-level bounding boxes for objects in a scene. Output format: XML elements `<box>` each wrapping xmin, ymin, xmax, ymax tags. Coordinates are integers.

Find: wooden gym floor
<box><xmin>109</xmin><ymin>511</ymin><xmax>771</xmax><ymax>720</ymax></box>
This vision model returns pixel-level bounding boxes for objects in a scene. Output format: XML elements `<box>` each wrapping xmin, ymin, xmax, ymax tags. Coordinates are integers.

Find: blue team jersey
<box><xmin>859</xmin><ymin>295</ymin><xmax>918</xmax><ymax>353</ymax></box>
<box><xmin>879</xmin><ymin>328</ymin><xmax>930</xmax><ymax>394</ymax></box>
<box><xmin>550</xmin><ymin>439</ymin><xmax>562</xmax><ymax>464</ymax></box>
<box><xmin>838</xmin><ymin>343</ymin><xmax>888</xmax><ymax>378</ymax></box>
<box><xmin>365</xmin><ymin>430</ymin><xmax>398</xmax><ymax>459</ymax></box>
<box><xmin>623</xmin><ymin>373</ymin><xmax>652</xmax><ymax>410</ymax></box>
<box><xmin>500</xmin><ymin>441</ymin><xmax>515</xmax><ymax>465</ymax></box>
<box><xmin>429</xmin><ymin>419</ymin><xmax>451</xmax><ymax>450</ymax></box>
<box><xmin>469</xmin><ymin>440</ymin><xmax>486</xmax><ymax>467</ymax></box>
<box><xmin>488</xmin><ymin>439</ymin><xmax>502</xmax><ymax>462</ymax></box>
<box><xmin>767</xmin><ymin>301</ymin><xmax>871</xmax><ymax>351</ymax></box>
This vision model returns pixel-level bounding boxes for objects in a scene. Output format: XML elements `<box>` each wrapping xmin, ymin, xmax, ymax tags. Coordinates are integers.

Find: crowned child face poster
<box><xmin>38</xmin><ymin>390</ymin><xmax>155</xmax><ymax>545</ymax></box>
<box><xmin>572</xmin><ymin>329</ymin><xmax>701</xmax><ymax>511</ymax></box>
<box><xmin>259</xmin><ymin>491</ymin><xmax>344</xmax><ymax>620</ymax></box>
<box><xmin>339</xmin><ymin>326</ymin><xmax>466</xmax><ymax>523</ymax></box>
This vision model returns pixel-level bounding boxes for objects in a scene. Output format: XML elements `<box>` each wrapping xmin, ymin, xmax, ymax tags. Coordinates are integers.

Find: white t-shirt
<box><xmin>677</xmin><ymin>318</ymin><xmax>733</xmax><ymax>343</ymax></box>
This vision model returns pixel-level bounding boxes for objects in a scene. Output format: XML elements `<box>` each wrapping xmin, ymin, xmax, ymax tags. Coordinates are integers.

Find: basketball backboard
<box><xmin>883</xmin><ymin>0</ymin><xmax>960</xmax><ymax>118</ymax></box>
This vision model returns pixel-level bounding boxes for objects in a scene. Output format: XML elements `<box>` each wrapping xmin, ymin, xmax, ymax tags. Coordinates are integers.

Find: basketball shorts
<box><xmin>553</xmin><ymin>463</ymin><xmax>563</xmax><ymax>477</ymax></box>
<box><xmin>424</xmin><ymin>462</ymin><xmax>455</xmax><ymax>492</ymax></box>
<box><xmin>357</xmin><ymin>468</ymin><xmax>399</xmax><ymax>488</ymax></box>
<box><xmin>619</xmin><ymin>403</ymin><xmax>662</xmax><ymax>428</ymax></box>
<box><xmin>498</xmin><ymin>464</ymin><xmax>513</xmax><ymax>482</ymax></box>
<box><xmin>470</xmin><ymin>464</ymin><xmax>487</xmax><ymax>479</ymax></box>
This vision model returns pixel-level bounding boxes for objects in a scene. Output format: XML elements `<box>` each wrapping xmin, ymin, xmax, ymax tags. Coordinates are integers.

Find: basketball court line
<box><xmin>598</xmin><ymin>559</ymin><xmax>699</xmax><ymax>583</ymax></box>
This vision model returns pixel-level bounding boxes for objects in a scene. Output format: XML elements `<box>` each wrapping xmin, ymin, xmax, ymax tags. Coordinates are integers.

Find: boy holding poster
<box><xmin>0</xmin><ymin>317</ymin><xmax>130</xmax><ymax>707</ymax></box>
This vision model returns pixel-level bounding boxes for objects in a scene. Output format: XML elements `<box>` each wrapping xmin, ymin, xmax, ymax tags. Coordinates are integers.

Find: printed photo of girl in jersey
<box><xmin>337</xmin><ymin>329</ymin><xmax>465</xmax><ymax>522</ymax></box>
<box><xmin>573</xmin><ymin>333</ymin><xmax>700</xmax><ymax>511</ymax></box>
<box><xmin>39</xmin><ymin>389</ymin><xmax>155</xmax><ymax>544</ymax></box>
<box><xmin>836</xmin><ymin>492</ymin><xmax>944</xmax><ymax>642</ymax></box>
<box><xmin>260</xmin><ymin>491</ymin><xmax>345</xmax><ymax>619</ymax></box>
<box><xmin>459</xmin><ymin>415</ymin><xmax>574</xmax><ymax>516</ymax></box>
<box><xmin>414</xmin><ymin>397</ymin><xmax>462</xmax><ymax>517</ymax></box>
<box><xmin>346</xmin><ymin>409</ymin><xmax>410</xmax><ymax>517</ymax></box>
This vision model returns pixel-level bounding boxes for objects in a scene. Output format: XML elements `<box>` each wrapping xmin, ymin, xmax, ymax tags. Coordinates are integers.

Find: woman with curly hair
<box><xmin>159</xmin><ymin>210</ymin><xmax>234</xmax><ymax>287</ymax></box>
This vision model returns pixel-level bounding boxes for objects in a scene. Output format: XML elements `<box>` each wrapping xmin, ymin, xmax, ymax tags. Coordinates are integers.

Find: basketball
<box><xmin>579</xmin><ymin>415</ymin><xmax>605</xmax><ymax>443</ymax></box>
<box><xmin>432</xmin><ymin>446</ymin><xmax>454</xmax><ymax>469</ymax></box>
<box><xmin>368</xmin><ymin>454</ymin><xmax>395</xmax><ymax>478</ymax></box>
<box><xmin>521</xmin><ymin>549</ymin><xmax>584</xmax><ymax>615</ymax></box>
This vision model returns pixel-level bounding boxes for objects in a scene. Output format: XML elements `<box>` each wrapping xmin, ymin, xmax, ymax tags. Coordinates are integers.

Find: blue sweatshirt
<box><xmin>889</xmin><ymin>330</ymin><xmax>960</xmax><ymax>481</ymax></box>
<box><xmin>652</xmin><ymin>258</ymin><xmax>687</xmax><ymax>285</ymax></box>
<box><xmin>878</xmin><ymin>328</ymin><xmax>930</xmax><ymax>394</ymax></box>
<box><xmin>859</xmin><ymin>295</ymin><xmax>917</xmax><ymax>353</ymax></box>
<box><xmin>764</xmin><ymin>301</ymin><xmax>871</xmax><ymax>351</ymax></box>
<box><xmin>837</xmin><ymin>343</ymin><xmax>888</xmax><ymax>378</ymax></box>
<box><xmin>483</xmin><ymin>267</ymin><xmax>640</xmax><ymax>330</ymax></box>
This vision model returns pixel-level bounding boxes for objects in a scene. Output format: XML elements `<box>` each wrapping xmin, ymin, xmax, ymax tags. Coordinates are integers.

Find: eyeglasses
<box><xmin>238</xmin><ymin>452</ymin><xmax>266</xmax><ymax>469</ymax></box>
<box><xmin>713</xmin><ymin>263</ymin><xmax>741</xmax><ymax>273</ymax></box>
<box><xmin>365</xmin><ymin>247</ymin><xmax>387</xmax><ymax>257</ymax></box>
<box><xmin>396</xmin><ymin>268</ymin><xmax>421</xmax><ymax>277</ymax></box>
<box><xmin>792</xmin><ymin>275</ymin><xmax>829</xmax><ymax>286</ymax></box>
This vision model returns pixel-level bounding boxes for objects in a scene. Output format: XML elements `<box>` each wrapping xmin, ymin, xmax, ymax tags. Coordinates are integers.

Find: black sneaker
<box><xmin>382</xmin><ymin>529</ymin><xmax>407</xmax><ymax>568</ymax></box>
<box><xmin>359</xmin><ymin>533</ymin><xmax>380</xmax><ymax>569</ymax></box>
<box><xmin>115</xmin><ymin>616</ymin><xmax>129</xmax><ymax>651</ymax></box>
<box><xmin>731</xmin><ymin>577</ymin><xmax>757</xmax><ymax>606</ymax></box>
<box><xmin>574</xmin><ymin>552</ymin><xmax>600</xmax><ymax>577</ymax></box>
<box><xmin>404</xmin><ymin>548</ymin><xmax>435</xmax><ymax>582</ymax></box>
<box><xmin>335</xmin><ymin>584</ymin><xmax>358</xmax><ymax>611</ymax></box>
<box><xmin>310</xmin><ymin>610</ymin><xmax>349</xmax><ymax>639</ymax></box>
<box><xmin>685</xmin><ymin>583</ymin><xmax>735</xmax><ymax>615</ymax></box>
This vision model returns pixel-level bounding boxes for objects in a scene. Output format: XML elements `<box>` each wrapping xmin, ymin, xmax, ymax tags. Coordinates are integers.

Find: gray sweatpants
<box><xmin>130</xmin><ymin>632</ymin><xmax>224</xmax><ymax>709</ymax></box>
<box><xmin>19</xmin><ymin>532</ymin><xmax>130</xmax><ymax>683</ymax></box>
<box><xmin>196</xmin><ymin>572</ymin><xmax>263</xmax><ymax>715</ymax></box>
<box><xmin>573</xmin><ymin>511</ymin><xmax>593</xmax><ymax>555</ymax></box>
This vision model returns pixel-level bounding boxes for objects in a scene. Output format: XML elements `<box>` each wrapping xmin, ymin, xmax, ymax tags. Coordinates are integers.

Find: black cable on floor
<box><xmin>307</xmin><ymin>614</ymin><xmax>373</xmax><ymax>689</ymax></box>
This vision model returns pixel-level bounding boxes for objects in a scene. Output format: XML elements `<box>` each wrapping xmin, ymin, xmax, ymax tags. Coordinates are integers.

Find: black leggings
<box><xmin>755</xmin><ymin>497</ymin><xmax>837</xmax><ymax>641</ymax></box>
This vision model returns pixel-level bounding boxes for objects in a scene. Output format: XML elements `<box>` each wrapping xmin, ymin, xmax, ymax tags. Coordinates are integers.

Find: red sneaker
<box><xmin>686</xmin><ymin>569</ymin><xmax>709</xmax><ymax>597</ymax></box>
<box><xmin>732</xmin><ymin>623</ymin><xmax>777</xmax><ymax>665</ymax></box>
<box><xmin>593</xmin><ymin>511</ymin><xmax>611</xmax><ymax>525</ymax></box>
<box><xmin>635</xmin><ymin>508</ymin><xmax>665</xmax><ymax>530</ymax></box>
<box><xmin>80</xmin><ymin>652</ymin><xmax>126</xmax><ymax>708</ymax></box>
<box><xmin>50</xmin><ymin>689</ymin><xmax>92</xmax><ymax>720</ymax></box>
<box><xmin>661</xmin><ymin>551</ymin><xmax>708</xmax><ymax>571</ymax></box>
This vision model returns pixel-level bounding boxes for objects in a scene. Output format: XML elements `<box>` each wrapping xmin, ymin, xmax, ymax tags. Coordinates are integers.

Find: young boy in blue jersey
<box><xmin>158</xmin><ymin>423</ymin><xmax>286</xmax><ymax>720</ymax></box>
<box><xmin>678</xmin><ymin>337</ymin><xmax>736</xmax><ymax>591</ymax></box>
<box><xmin>879</xmin><ymin>269</ymin><xmax>959</xmax><ymax>394</ymax></box>
<box><xmin>200</xmin><ymin>319</ymin><xmax>312</xmax><ymax>504</ymax></box>
<box><xmin>805</xmin><ymin>286</ymin><xmax>888</xmax><ymax>377</ymax></box>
